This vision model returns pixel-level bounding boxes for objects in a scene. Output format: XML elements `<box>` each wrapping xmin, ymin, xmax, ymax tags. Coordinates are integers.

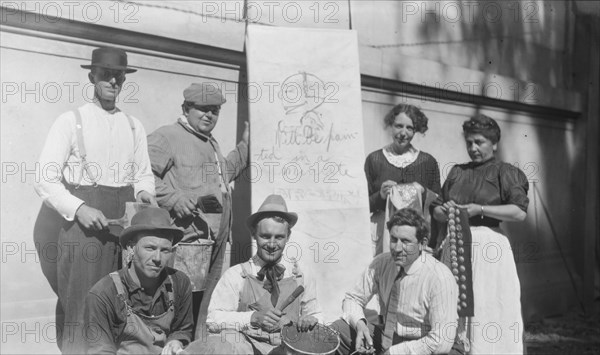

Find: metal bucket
<box><xmin>169</xmin><ymin>240</ymin><xmax>214</xmax><ymax>292</ymax></box>
<box><xmin>281</xmin><ymin>323</ymin><xmax>340</xmax><ymax>355</ymax></box>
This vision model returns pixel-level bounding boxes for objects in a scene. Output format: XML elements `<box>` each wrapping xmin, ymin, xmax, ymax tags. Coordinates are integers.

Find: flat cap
<box><xmin>183</xmin><ymin>83</ymin><xmax>226</xmax><ymax>106</ymax></box>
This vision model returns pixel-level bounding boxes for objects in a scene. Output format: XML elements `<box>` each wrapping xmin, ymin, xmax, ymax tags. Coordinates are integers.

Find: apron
<box><xmin>237</xmin><ymin>262</ymin><xmax>303</xmax><ymax>353</ymax></box>
<box><xmin>109</xmin><ymin>272</ymin><xmax>176</xmax><ymax>355</ymax></box>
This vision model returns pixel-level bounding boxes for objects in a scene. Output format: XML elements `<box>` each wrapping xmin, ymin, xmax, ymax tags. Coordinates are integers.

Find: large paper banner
<box><xmin>246</xmin><ymin>25</ymin><xmax>372</xmax><ymax>322</ymax></box>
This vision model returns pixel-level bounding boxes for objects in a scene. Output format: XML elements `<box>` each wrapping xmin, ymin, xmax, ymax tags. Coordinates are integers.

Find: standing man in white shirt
<box><xmin>333</xmin><ymin>208</ymin><xmax>460</xmax><ymax>355</ymax></box>
<box><xmin>182</xmin><ymin>194</ymin><xmax>322</xmax><ymax>354</ymax></box>
<box><xmin>34</xmin><ymin>46</ymin><xmax>156</xmax><ymax>354</ymax></box>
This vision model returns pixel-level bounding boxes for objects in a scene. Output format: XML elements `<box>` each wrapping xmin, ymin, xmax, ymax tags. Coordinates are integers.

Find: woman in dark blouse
<box><xmin>432</xmin><ymin>114</ymin><xmax>529</xmax><ymax>354</ymax></box>
<box><xmin>365</xmin><ymin>104</ymin><xmax>441</xmax><ymax>254</ymax></box>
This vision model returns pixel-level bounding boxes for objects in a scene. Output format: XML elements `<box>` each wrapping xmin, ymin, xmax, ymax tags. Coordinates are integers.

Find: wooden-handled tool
<box><xmin>277</xmin><ymin>285</ymin><xmax>305</xmax><ymax>327</ymax></box>
<box><xmin>278</xmin><ymin>285</ymin><xmax>304</xmax><ymax>311</ymax></box>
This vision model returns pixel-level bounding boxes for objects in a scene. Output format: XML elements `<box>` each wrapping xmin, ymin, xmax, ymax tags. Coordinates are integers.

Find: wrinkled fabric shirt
<box><xmin>147</xmin><ymin>116</ymin><xmax>248</xmax><ymax>241</ymax></box>
<box><xmin>84</xmin><ymin>267</ymin><xmax>193</xmax><ymax>354</ymax></box>
<box><xmin>34</xmin><ymin>102</ymin><xmax>155</xmax><ymax>220</ymax></box>
<box><xmin>343</xmin><ymin>253</ymin><xmax>458</xmax><ymax>355</ymax></box>
<box><xmin>207</xmin><ymin>256</ymin><xmax>323</xmax><ymax>331</ymax></box>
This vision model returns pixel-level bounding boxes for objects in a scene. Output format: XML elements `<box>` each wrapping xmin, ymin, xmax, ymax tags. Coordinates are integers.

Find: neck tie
<box><xmin>257</xmin><ymin>263</ymin><xmax>286</xmax><ymax>307</ymax></box>
<box><xmin>382</xmin><ymin>268</ymin><xmax>405</xmax><ymax>350</ymax></box>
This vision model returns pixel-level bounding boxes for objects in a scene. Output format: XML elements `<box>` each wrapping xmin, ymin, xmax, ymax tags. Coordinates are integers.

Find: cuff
<box><xmin>240</xmin><ymin>311</ymin><xmax>254</xmax><ymax>330</ymax></box>
<box><xmin>166</xmin><ymin>333</ymin><xmax>190</xmax><ymax>346</ymax></box>
<box><xmin>342</xmin><ymin>300</ymin><xmax>367</xmax><ymax>330</ymax></box>
<box><xmin>57</xmin><ymin>195</ymin><xmax>85</xmax><ymax>221</ymax></box>
<box><xmin>134</xmin><ymin>181</ymin><xmax>155</xmax><ymax>198</ymax></box>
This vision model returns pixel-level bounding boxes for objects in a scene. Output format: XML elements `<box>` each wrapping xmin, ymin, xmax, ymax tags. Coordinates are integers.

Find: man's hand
<box><xmin>251</xmin><ymin>307</ymin><xmax>284</xmax><ymax>333</ymax></box>
<box><xmin>354</xmin><ymin>320</ymin><xmax>375</xmax><ymax>354</ymax></box>
<box><xmin>197</xmin><ymin>195</ymin><xmax>223</xmax><ymax>214</ymax></box>
<box><xmin>75</xmin><ymin>204</ymin><xmax>108</xmax><ymax>231</ymax></box>
<box><xmin>161</xmin><ymin>339</ymin><xmax>184</xmax><ymax>355</ymax></box>
<box><xmin>296</xmin><ymin>315</ymin><xmax>317</xmax><ymax>332</ymax></box>
<box><xmin>379</xmin><ymin>180</ymin><xmax>397</xmax><ymax>199</ymax></box>
<box><xmin>173</xmin><ymin>195</ymin><xmax>197</xmax><ymax>219</ymax></box>
<box><xmin>242</xmin><ymin>121</ymin><xmax>249</xmax><ymax>145</ymax></box>
<box><xmin>136</xmin><ymin>190</ymin><xmax>157</xmax><ymax>206</ymax></box>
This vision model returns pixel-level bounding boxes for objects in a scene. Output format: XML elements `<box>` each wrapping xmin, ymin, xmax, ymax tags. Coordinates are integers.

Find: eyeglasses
<box><xmin>94</xmin><ymin>68</ymin><xmax>126</xmax><ymax>84</ymax></box>
<box><xmin>391</xmin><ymin>238</ymin><xmax>420</xmax><ymax>251</ymax></box>
<box><xmin>191</xmin><ymin>105</ymin><xmax>221</xmax><ymax>115</ymax></box>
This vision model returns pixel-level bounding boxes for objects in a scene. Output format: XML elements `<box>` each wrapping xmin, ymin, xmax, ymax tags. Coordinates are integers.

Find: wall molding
<box><xmin>1</xmin><ymin>7</ymin><xmax>582</xmax><ymax>120</ymax></box>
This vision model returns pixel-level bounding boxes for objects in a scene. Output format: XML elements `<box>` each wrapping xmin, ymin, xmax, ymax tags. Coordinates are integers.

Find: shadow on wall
<box><xmin>384</xmin><ymin>0</ymin><xmax>584</xmax><ymax>321</ymax></box>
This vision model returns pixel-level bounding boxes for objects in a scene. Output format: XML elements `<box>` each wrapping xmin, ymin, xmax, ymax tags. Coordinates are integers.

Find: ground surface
<box><xmin>525</xmin><ymin>301</ymin><xmax>600</xmax><ymax>355</ymax></box>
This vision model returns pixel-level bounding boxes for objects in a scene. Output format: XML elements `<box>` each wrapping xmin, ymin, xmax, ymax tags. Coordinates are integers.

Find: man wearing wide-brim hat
<box><xmin>182</xmin><ymin>194</ymin><xmax>323</xmax><ymax>355</ymax></box>
<box><xmin>84</xmin><ymin>207</ymin><xmax>193</xmax><ymax>355</ymax></box>
<box><xmin>147</xmin><ymin>82</ymin><xmax>249</xmax><ymax>333</ymax></box>
<box><xmin>33</xmin><ymin>46</ymin><xmax>156</xmax><ymax>353</ymax></box>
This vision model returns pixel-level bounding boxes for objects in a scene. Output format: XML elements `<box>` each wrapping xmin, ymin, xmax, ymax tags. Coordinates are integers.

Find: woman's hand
<box><xmin>455</xmin><ymin>203</ymin><xmax>481</xmax><ymax>218</ymax></box>
<box><xmin>379</xmin><ymin>180</ymin><xmax>397</xmax><ymax>199</ymax></box>
<box><xmin>433</xmin><ymin>200</ymin><xmax>459</xmax><ymax>222</ymax></box>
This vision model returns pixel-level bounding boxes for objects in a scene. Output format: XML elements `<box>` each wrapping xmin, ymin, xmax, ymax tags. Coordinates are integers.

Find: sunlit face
<box><xmin>253</xmin><ymin>218</ymin><xmax>290</xmax><ymax>264</ymax></box>
<box><xmin>130</xmin><ymin>235</ymin><xmax>173</xmax><ymax>279</ymax></box>
<box><xmin>89</xmin><ymin>67</ymin><xmax>125</xmax><ymax>102</ymax></box>
<box><xmin>186</xmin><ymin>105</ymin><xmax>221</xmax><ymax>135</ymax></box>
<box><xmin>390</xmin><ymin>113</ymin><xmax>415</xmax><ymax>153</ymax></box>
<box><xmin>389</xmin><ymin>225</ymin><xmax>426</xmax><ymax>268</ymax></box>
<box><xmin>465</xmin><ymin>133</ymin><xmax>496</xmax><ymax>163</ymax></box>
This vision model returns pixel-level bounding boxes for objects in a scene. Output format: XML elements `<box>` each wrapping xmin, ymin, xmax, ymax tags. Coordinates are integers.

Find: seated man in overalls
<box><xmin>183</xmin><ymin>194</ymin><xmax>323</xmax><ymax>354</ymax></box>
<box><xmin>84</xmin><ymin>207</ymin><xmax>194</xmax><ymax>354</ymax></box>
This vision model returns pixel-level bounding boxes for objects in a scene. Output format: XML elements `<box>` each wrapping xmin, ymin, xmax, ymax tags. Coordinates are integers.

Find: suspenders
<box><xmin>109</xmin><ymin>272</ymin><xmax>175</xmax><ymax>313</ymax></box>
<box><xmin>73</xmin><ymin>108</ymin><xmax>136</xmax><ymax>187</ymax></box>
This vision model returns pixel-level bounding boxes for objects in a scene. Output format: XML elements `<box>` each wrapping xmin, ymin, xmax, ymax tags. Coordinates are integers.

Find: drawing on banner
<box><xmin>275</xmin><ymin>71</ymin><xmax>358</xmax><ymax>155</ymax></box>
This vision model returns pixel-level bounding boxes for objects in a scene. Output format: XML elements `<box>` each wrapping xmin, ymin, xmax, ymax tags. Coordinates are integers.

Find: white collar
<box><xmin>382</xmin><ymin>144</ymin><xmax>420</xmax><ymax>168</ymax></box>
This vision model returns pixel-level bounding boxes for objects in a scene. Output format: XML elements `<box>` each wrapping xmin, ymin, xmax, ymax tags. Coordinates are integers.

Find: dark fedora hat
<box><xmin>81</xmin><ymin>47</ymin><xmax>137</xmax><ymax>73</ymax></box>
<box><xmin>246</xmin><ymin>194</ymin><xmax>298</xmax><ymax>229</ymax></box>
<box><xmin>120</xmin><ymin>207</ymin><xmax>183</xmax><ymax>247</ymax></box>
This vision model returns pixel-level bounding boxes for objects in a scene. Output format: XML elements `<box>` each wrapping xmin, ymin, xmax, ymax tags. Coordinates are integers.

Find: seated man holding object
<box><xmin>184</xmin><ymin>194</ymin><xmax>323</xmax><ymax>354</ymax></box>
<box><xmin>333</xmin><ymin>208</ymin><xmax>459</xmax><ymax>355</ymax></box>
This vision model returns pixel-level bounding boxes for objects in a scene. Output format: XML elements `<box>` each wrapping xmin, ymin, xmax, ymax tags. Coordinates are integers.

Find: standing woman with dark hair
<box><xmin>365</xmin><ymin>104</ymin><xmax>441</xmax><ymax>255</ymax></box>
<box><xmin>432</xmin><ymin>114</ymin><xmax>529</xmax><ymax>354</ymax></box>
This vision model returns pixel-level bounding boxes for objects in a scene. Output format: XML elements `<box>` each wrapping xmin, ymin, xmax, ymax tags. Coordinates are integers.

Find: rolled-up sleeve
<box><xmin>207</xmin><ymin>267</ymin><xmax>254</xmax><ymax>331</ymax></box>
<box><xmin>342</xmin><ymin>261</ymin><xmax>378</xmax><ymax>329</ymax></box>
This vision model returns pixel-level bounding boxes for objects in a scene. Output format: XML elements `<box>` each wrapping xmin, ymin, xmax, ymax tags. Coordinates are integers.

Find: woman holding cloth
<box><xmin>433</xmin><ymin>113</ymin><xmax>529</xmax><ymax>354</ymax></box>
<box><xmin>365</xmin><ymin>104</ymin><xmax>441</xmax><ymax>255</ymax></box>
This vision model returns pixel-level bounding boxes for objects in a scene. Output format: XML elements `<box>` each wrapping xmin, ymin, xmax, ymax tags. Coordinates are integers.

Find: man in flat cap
<box><xmin>33</xmin><ymin>46</ymin><xmax>156</xmax><ymax>353</ymax></box>
<box><xmin>147</xmin><ymin>82</ymin><xmax>249</xmax><ymax>334</ymax></box>
<box><xmin>182</xmin><ymin>194</ymin><xmax>322</xmax><ymax>354</ymax></box>
<box><xmin>84</xmin><ymin>207</ymin><xmax>193</xmax><ymax>354</ymax></box>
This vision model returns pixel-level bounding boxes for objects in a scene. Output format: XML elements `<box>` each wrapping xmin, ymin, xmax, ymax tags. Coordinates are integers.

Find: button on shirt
<box><xmin>35</xmin><ymin>102</ymin><xmax>155</xmax><ymax>220</ymax></box>
<box><xmin>343</xmin><ymin>252</ymin><xmax>458</xmax><ymax>355</ymax></box>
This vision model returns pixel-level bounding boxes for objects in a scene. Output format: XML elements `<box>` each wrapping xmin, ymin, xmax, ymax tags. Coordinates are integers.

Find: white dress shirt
<box><xmin>343</xmin><ymin>252</ymin><xmax>458</xmax><ymax>355</ymax></box>
<box><xmin>35</xmin><ymin>102</ymin><xmax>155</xmax><ymax>220</ymax></box>
<box><xmin>207</xmin><ymin>256</ymin><xmax>323</xmax><ymax>331</ymax></box>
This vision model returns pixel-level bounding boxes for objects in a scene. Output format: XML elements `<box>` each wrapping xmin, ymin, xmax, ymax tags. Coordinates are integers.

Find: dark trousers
<box><xmin>57</xmin><ymin>185</ymin><xmax>134</xmax><ymax>354</ymax></box>
<box><xmin>331</xmin><ymin>319</ymin><xmax>465</xmax><ymax>355</ymax></box>
<box><xmin>33</xmin><ymin>204</ymin><xmax>65</xmax><ymax>348</ymax></box>
<box><xmin>195</xmin><ymin>198</ymin><xmax>231</xmax><ymax>339</ymax></box>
